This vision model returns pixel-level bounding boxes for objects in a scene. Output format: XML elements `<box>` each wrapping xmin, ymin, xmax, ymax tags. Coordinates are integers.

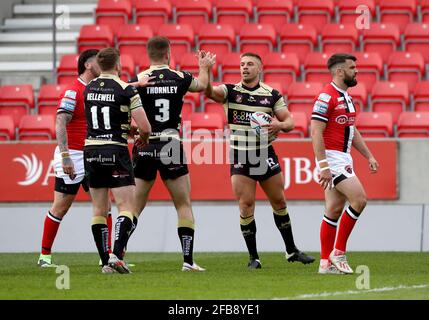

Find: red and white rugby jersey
<box><xmin>57</xmin><ymin>78</ymin><xmax>87</xmax><ymax>151</ymax></box>
<box><xmin>311</xmin><ymin>82</ymin><xmax>357</xmax><ymax>153</ymax></box>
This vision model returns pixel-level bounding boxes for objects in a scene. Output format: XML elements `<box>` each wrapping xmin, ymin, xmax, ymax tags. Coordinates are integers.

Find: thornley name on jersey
<box><xmin>86</xmin><ymin>93</ymin><xmax>115</xmax><ymax>102</ymax></box>
<box><xmin>146</xmin><ymin>86</ymin><xmax>178</xmax><ymax>94</ymax></box>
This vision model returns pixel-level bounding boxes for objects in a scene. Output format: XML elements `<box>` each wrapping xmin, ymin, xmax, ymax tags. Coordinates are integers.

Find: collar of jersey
<box><xmin>99</xmin><ymin>73</ymin><xmax>120</xmax><ymax>79</ymax></box>
<box><xmin>330</xmin><ymin>81</ymin><xmax>348</xmax><ymax>95</ymax></box>
<box><xmin>240</xmin><ymin>82</ymin><xmax>260</xmax><ymax>91</ymax></box>
<box><xmin>149</xmin><ymin>64</ymin><xmax>169</xmax><ymax>70</ymax></box>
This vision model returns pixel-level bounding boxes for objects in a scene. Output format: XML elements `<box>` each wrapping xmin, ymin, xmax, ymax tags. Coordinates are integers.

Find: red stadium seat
<box><xmin>397</xmin><ymin>112</ymin><xmax>429</xmax><ymax>137</ymax></box>
<box><xmin>0</xmin><ymin>85</ymin><xmax>34</xmax><ymax>127</ymax></box>
<box><xmin>135</xmin><ymin>0</ymin><xmax>172</xmax><ymax>33</ymax></box>
<box><xmin>303</xmin><ymin>53</ymin><xmax>331</xmax><ymax>85</ymax></box>
<box><xmin>404</xmin><ymin>23</ymin><xmax>429</xmax><ymax>63</ymax></box>
<box><xmin>204</xmin><ymin>102</ymin><xmax>227</xmax><ymax>125</ymax></box>
<box><xmin>353</xmin><ymin>52</ymin><xmax>383</xmax><ymax>91</ymax></box>
<box><xmin>279</xmin><ymin>24</ymin><xmax>318</xmax><ymax>63</ymax></box>
<box><xmin>37</xmin><ymin>84</ymin><xmax>66</xmax><ymax>116</ymax></box>
<box><xmin>386</xmin><ymin>52</ymin><xmax>425</xmax><ymax>92</ymax></box>
<box><xmin>337</xmin><ymin>0</ymin><xmax>376</xmax><ymax>24</ymax></box>
<box><xmin>178</xmin><ymin>52</ymin><xmax>217</xmax><ymax>78</ymax></box>
<box><xmin>263</xmin><ymin>81</ymin><xmax>284</xmax><ymax>95</ymax></box>
<box><xmin>255</xmin><ymin>0</ymin><xmax>293</xmax><ymax>33</ymax></box>
<box><xmin>18</xmin><ymin>115</ymin><xmax>55</xmax><ymax>141</ymax></box>
<box><xmin>198</xmin><ymin>24</ymin><xmax>235</xmax><ymax>57</ymax></box>
<box><xmin>422</xmin><ymin>0</ymin><xmax>429</xmax><ymax>23</ymax></box>
<box><xmin>296</xmin><ymin>0</ymin><xmax>334</xmax><ymax>32</ymax></box>
<box><xmin>262</xmin><ymin>53</ymin><xmax>300</xmax><ymax>93</ymax></box>
<box><xmin>157</xmin><ymin>24</ymin><xmax>194</xmax><ymax>60</ymax></box>
<box><xmin>57</xmin><ymin>54</ymin><xmax>79</xmax><ymax>85</ymax></box>
<box><xmin>220</xmin><ymin>52</ymin><xmax>242</xmax><ymax>83</ymax></box>
<box><xmin>77</xmin><ymin>25</ymin><xmax>114</xmax><ymax>53</ymax></box>
<box><xmin>362</xmin><ymin>23</ymin><xmax>400</xmax><ymax>62</ymax></box>
<box><xmin>238</xmin><ymin>24</ymin><xmax>277</xmax><ymax>57</ymax></box>
<box><xmin>181</xmin><ymin>103</ymin><xmax>193</xmax><ymax>122</ymax></box>
<box><xmin>320</xmin><ymin>24</ymin><xmax>359</xmax><ymax>54</ymax></box>
<box><xmin>371</xmin><ymin>82</ymin><xmax>409</xmax><ymax>124</ymax></box>
<box><xmin>0</xmin><ymin>115</ymin><xmax>15</xmax><ymax>141</ymax></box>
<box><xmin>287</xmin><ymin>82</ymin><xmax>324</xmax><ymax>119</ymax></box>
<box><xmin>215</xmin><ymin>0</ymin><xmax>253</xmax><ymax>33</ymax></box>
<box><xmin>185</xmin><ymin>112</ymin><xmax>225</xmax><ymax>139</ymax></box>
<box><xmin>379</xmin><ymin>0</ymin><xmax>416</xmax><ymax>33</ymax></box>
<box><xmin>348</xmin><ymin>83</ymin><xmax>367</xmax><ymax>112</ymax></box>
<box><xmin>413</xmin><ymin>81</ymin><xmax>429</xmax><ymax>112</ymax></box>
<box><xmin>356</xmin><ymin>112</ymin><xmax>393</xmax><ymax>138</ymax></box>
<box><xmin>117</xmin><ymin>25</ymin><xmax>153</xmax><ymax>63</ymax></box>
<box><xmin>137</xmin><ymin>54</ymin><xmax>176</xmax><ymax>72</ymax></box>
<box><xmin>175</xmin><ymin>0</ymin><xmax>212</xmax><ymax>32</ymax></box>
<box><xmin>184</xmin><ymin>92</ymin><xmax>201</xmax><ymax>111</ymax></box>
<box><xmin>120</xmin><ymin>54</ymin><xmax>135</xmax><ymax>82</ymax></box>
<box><xmin>95</xmin><ymin>0</ymin><xmax>132</xmax><ymax>30</ymax></box>
<box><xmin>278</xmin><ymin>112</ymin><xmax>308</xmax><ymax>138</ymax></box>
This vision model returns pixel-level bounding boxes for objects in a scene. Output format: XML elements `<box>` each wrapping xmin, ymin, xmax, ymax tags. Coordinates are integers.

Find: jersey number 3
<box><xmin>155</xmin><ymin>99</ymin><xmax>170</xmax><ymax>122</ymax></box>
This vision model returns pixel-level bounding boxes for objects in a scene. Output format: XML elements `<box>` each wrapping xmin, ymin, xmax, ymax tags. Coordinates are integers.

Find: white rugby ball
<box><xmin>250</xmin><ymin>111</ymin><xmax>272</xmax><ymax>137</ymax></box>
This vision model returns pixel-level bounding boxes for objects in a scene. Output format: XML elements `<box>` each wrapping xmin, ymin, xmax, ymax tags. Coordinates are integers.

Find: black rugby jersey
<box><xmin>132</xmin><ymin>65</ymin><xmax>198</xmax><ymax>140</ymax></box>
<box><xmin>221</xmin><ymin>82</ymin><xmax>287</xmax><ymax>150</ymax></box>
<box><xmin>84</xmin><ymin>74</ymin><xmax>142</xmax><ymax>147</ymax></box>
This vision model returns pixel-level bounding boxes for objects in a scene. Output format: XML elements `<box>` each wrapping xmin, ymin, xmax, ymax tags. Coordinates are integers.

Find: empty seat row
<box><xmin>1</xmin><ymin>111</ymin><xmax>428</xmax><ymax>142</ymax></box>
<box><xmin>77</xmin><ymin>22</ymin><xmax>429</xmax><ymax>63</ymax></box>
<box><xmin>95</xmin><ymin>0</ymin><xmax>426</xmax><ymax>33</ymax></box>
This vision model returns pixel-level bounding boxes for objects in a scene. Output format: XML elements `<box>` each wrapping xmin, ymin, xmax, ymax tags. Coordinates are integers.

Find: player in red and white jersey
<box><xmin>37</xmin><ymin>49</ymin><xmax>109</xmax><ymax>268</ymax></box>
<box><xmin>311</xmin><ymin>53</ymin><xmax>379</xmax><ymax>275</ymax></box>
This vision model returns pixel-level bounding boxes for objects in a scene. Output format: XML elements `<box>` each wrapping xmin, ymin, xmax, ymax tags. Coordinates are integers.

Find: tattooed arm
<box><xmin>56</xmin><ymin>112</ymin><xmax>76</xmax><ymax>180</ymax></box>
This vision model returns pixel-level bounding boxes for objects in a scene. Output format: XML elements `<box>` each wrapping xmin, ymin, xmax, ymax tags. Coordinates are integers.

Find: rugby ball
<box><xmin>250</xmin><ymin>111</ymin><xmax>272</xmax><ymax>137</ymax></box>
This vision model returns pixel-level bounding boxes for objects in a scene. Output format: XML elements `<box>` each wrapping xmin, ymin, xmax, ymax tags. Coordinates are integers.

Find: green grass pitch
<box><xmin>1</xmin><ymin>252</ymin><xmax>428</xmax><ymax>300</ymax></box>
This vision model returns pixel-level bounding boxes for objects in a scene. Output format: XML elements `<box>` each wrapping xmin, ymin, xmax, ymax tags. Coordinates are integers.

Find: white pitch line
<box><xmin>273</xmin><ymin>284</ymin><xmax>429</xmax><ymax>300</ymax></box>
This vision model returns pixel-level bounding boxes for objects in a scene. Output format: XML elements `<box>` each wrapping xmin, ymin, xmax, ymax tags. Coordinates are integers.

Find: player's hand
<box><xmin>134</xmin><ymin>136</ymin><xmax>148</xmax><ymax>150</ymax></box>
<box><xmin>131</xmin><ymin>76</ymin><xmax>156</xmax><ymax>88</ymax></box>
<box><xmin>318</xmin><ymin>169</ymin><xmax>333</xmax><ymax>190</ymax></box>
<box><xmin>62</xmin><ymin>156</ymin><xmax>76</xmax><ymax>180</ymax></box>
<box><xmin>198</xmin><ymin>51</ymin><xmax>216</xmax><ymax>69</ymax></box>
<box><xmin>262</xmin><ymin>118</ymin><xmax>282</xmax><ymax>136</ymax></box>
<box><xmin>369</xmin><ymin>156</ymin><xmax>379</xmax><ymax>173</ymax></box>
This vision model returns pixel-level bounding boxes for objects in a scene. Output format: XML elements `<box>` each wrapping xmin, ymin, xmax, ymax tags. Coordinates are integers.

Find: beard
<box><xmin>90</xmin><ymin>66</ymin><xmax>100</xmax><ymax>78</ymax></box>
<box><xmin>344</xmin><ymin>75</ymin><xmax>357</xmax><ymax>87</ymax></box>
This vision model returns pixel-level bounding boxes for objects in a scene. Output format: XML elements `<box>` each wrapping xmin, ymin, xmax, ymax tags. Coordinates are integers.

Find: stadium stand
<box><xmin>116</xmin><ymin>24</ymin><xmax>153</xmax><ymax>62</ymax></box>
<box><xmin>215</xmin><ymin>0</ymin><xmax>253</xmax><ymax>33</ymax></box>
<box><xmin>262</xmin><ymin>53</ymin><xmax>300</xmax><ymax>92</ymax></box>
<box><xmin>356</xmin><ymin>112</ymin><xmax>394</xmax><ymax>138</ymax></box>
<box><xmin>238</xmin><ymin>24</ymin><xmax>277</xmax><ymax>57</ymax></box>
<box><xmin>57</xmin><ymin>54</ymin><xmax>79</xmax><ymax>85</ymax></box>
<box><xmin>277</xmin><ymin>111</ymin><xmax>308</xmax><ymax>138</ymax></box>
<box><xmin>337</xmin><ymin>0</ymin><xmax>376</xmax><ymax>24</ymax></box>
<box><xmin>404</xmin><ymin>23</ymin><xmax>429</xmax><ymax>62</ymax></box>
<box><xmin>279</xmin><ymin>24</ymin><xmax>318</xmax><ymax>63</ymax></box>
<box><xmin>320</xmin><ymin>24</ymin><xmax>359</xmax><ymax>54</ymax></box>
<box><xmin>175</xmin><ymin>0</ymin><xmax>212</xmax><ymax>32</ymax></box>
<box><xmin>0</xmin><ymin>85</ymin><xmax>34</xmax><ymax>127</ymax></box>
<box><xmin>37</xmin><ymin>84</ymin><xmax>66</xmax><ymax>116</ymax></box>
<box><xmin>255</xmin><ymin>0</ymin><xmax>293</xmax><ymax>32</ymax></box>
<box><xmin>157</xmin><ymin>24</ymin><xmax>194</xmax><ymax>60</ymax></box>
<box><xmin>413</xmin><ymin>81</ymin><xmax>429</xmax><ymax>112</ymax></box>
<box><xmin>371</xmin><ymin>81</ymin><xmax>410</xmax><ymax>124</ymax></box>
<box><xmin>77</xmin><ymin>24</ymin><xmax>114</xmax><ymax>53</ymax></box>
<box><xmin>95</xmin><ymin>0</ymin><xmax>133</xmax><ymax>30</ymax></box>
<box><xmin>135</xmin><ymin>0</ymin><xmax>172</xmax><ymax>32</ymax></box>
<box><xmin>287</xmin><ymin>82</ymin><xmax>323</xmax><ymax>119</ymax></box>
<box><xmin>295</xmin><ymin>0</ymin><xmax>335</xmax><ymax>33</ymax></box>
<box><xmin>397</xmin><ymin>112</ymin><xmax>429</xmax><ymax>137</ymax></box>
<box><xmin>386</xmin><ymin>52</ymin><xmax>425</xmax><ymax>91</ymax></box>
<box><xmin>362</xmin><ymin>23</ymin><xmax>401</xmax><ymax>62</ymax></box>
<box><xmin>198</xmin><ymin>24</ymin><xmax>236</xmax><ymax>57</ymax></box>
<box><xmin>378</xmin><ymin>0</ymin><xmax>416</xmax><ymax>33</ymax></box>
<box><xmin>303</xmin><ymin>53</ymin><xmax>331</xmax><ymax>84</ymax></box>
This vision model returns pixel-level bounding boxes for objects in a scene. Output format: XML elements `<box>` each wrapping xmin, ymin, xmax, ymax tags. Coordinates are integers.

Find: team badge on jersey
<box><xmin>64</xmin><ymin>90</ymin><xmax>77</xmax><ymax>99</ymax></box>
<box><xmin>318</xmin><ymin>93</ymin><xmax>331</xmax><ymax>103</ymax></box>
<box><xmin>235</xmin><ymin>95</ymin><xmax>243</xmax><ymax>103</ymax></box>
<box><xmin>313</xmin><ymin>101</ymin><xmax>328</xmax><ymax>114</ymax></box>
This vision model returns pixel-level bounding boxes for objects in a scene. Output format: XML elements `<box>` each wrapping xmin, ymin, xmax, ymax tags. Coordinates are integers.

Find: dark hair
<box><xmin>240</xmin><ymin>52</ymin><xmax>263</xmax><ymax>64</ymax></box>
<box><xmin>327</xmin><ymin>53</ymin><xmax>357</xmax><ymax>70</ymax></box>
<box><xmin>147</xmin><ymin>36</ymin><xmax>170</xmax><ymax>61</ymax></box>
<box><xmin>96</xmin><ymin>47</ymin><xmax>120</xmax><ymax>72</ymax></box>
<box><xmin>77</xmin><ymin>49</ymin><xmax>99</xmax><ymax>75</ymax></box>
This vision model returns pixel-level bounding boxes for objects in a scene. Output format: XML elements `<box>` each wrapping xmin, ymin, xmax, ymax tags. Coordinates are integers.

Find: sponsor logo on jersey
<box><xmin>335</xmin><ymin>104</ymin><xmax>346</xmax><ymax>110</ymax></box>
<box><xmin>337</xmin><ymin>97</ymin><xmax>345</xmax><ymax>102</ymax></box>
<box><xmin>59</xmin><ymin>98</ymin><xmax>76</xmax><ymax>112</ymax></box>
<box><xmin>345</xmin><ymin>165</ymin><xmax>353</xmax><ymax>174</ymax></box>
<box><xmin>235</xmin><ymin>95</ymin><xmax>243</xmax><ymax>103</ymax></box>
<box><xmin>335</xmin><ymin>115</ymin><xmax>355</xmax><ymax>125</ymax></box>
<box><xmin>232</xmin><ymin>110</ymin><xmax>252</xmax><ymax>125</ymax></box>
<box><xmin>318</xmin><ymin>93</ymin><xmax>331</xmax><ymax>103</ymax></box>
<box><xmin>64</xmin><ymin>90</ymin><xmax>77</xmax><ymax>99</ymax></box>
<box><xmin>248</xmin><ymin>96</ymin><xmax>256</xmax><ymax>102</ymax></box>
<box><xmin>260</xmin><ymin>98</ymin><xmax>270</xmax><ymax>105</ymax></box>
<box><xmin>13</xmin><ymin>154</ymin><xmax>43</xmax><ymax>186</ymax></box>
<box><xmin>313</xmin><ymin>101</ymin><xmax>328</xmax><ymax>114</ymax></box>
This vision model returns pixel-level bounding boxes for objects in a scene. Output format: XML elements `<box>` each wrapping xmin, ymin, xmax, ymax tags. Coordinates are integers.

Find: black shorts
<box><xmin>84</xmin><ymin>145</ymin><xmax>135</xmax><ymax>188</ymax></box>
<box><xmin>54</xmin><ymin>177</ymin><xmax>89</xmax><ymax>195</ymax></box>
<box><xmin>133</xmin><ymin>139</ymin><xmax>189</xmax><ymax>181</ymax></box>
<box><xmin>230</xmin><ymin>145</ymin><xmax>282</xmax><ymax>181</ymax></box>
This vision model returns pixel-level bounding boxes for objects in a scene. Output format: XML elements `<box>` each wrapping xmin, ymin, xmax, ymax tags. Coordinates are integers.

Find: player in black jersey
<box><xmin>84</xmin><ymin>48</ymin><xmax>153</xmax><ymax>273</ymax></box>
<box><xmin>130</xmin><ymin>36</ymin><xmax>216</xmax><ymax>272</ymax></box>
<box><xmin>205</xmin><ymin>52</ymin><xmax>315</xmax><ymax>269</ymax></box>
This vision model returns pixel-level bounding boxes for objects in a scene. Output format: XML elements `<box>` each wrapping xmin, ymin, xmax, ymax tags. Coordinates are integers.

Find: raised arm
<box><xmin>188</xmin><ymin>51</ymin><xmax>216</xmax><ymax>92</ymax></box>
